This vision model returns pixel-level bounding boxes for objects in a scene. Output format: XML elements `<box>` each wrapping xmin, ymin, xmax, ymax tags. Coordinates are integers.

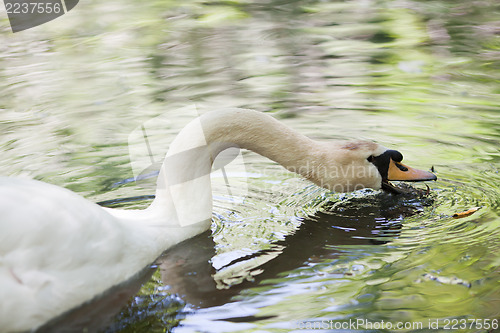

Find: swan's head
<box><xmin>313</xmin><ymin>140</ymin><xmax>437</xmax><ymax>193</ymax></box>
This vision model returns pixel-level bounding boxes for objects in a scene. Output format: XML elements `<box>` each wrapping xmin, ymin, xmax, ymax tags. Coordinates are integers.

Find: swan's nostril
<box><xmin>395</xmin><ymin>163</ymin><xmax>408</xmax><ymax>172</ymax></box>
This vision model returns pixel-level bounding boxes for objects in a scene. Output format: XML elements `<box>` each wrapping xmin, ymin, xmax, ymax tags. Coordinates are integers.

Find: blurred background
<box><xmin>1</xmin><ymin>0</ymin><xmax>499</xmax><ymax>332</ymax></box>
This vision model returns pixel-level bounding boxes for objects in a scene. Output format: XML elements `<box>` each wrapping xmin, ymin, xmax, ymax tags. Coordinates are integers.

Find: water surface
<box><xmin>1</xmin><ymin>0</ymin><xmax>499</xmax><ymax>332</ymax></box>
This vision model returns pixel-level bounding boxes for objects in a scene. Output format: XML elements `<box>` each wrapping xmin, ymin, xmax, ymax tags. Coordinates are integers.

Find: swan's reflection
<box><xmin>157</xmin><ymin>189</ymin><xmax>429</xmax><ymax>308</ymax></box>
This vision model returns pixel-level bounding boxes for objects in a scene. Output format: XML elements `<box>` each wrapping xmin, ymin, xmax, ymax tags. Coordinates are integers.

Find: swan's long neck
<box><xmin>149</xmin><ymin>108</ymin><xmax>318</xmax><ymax>229</ymax></box>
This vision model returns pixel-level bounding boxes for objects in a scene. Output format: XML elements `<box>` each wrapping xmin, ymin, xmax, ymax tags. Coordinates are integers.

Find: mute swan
<box><xmin>0</xmin><ymin>108</ymin><xmax>436</xmax><ymax>332</ymax></box>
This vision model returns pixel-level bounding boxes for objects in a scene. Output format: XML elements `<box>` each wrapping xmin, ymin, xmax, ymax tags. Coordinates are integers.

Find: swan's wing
<box><xmin>0</xmin><ymin>177</ymin><xmax>136</xmax><ymax>331</ymax></box>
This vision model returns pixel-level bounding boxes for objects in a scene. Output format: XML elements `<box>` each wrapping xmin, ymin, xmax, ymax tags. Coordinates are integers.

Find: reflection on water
<box><xmin>159</xmin><ymin>188</ymin><xmax>432</xmax><ymax>306</ymax></box>
<box><xmin>1</xmin><ymin>0</ymin><xmax>500</xmax><ymax>332</ymax></box>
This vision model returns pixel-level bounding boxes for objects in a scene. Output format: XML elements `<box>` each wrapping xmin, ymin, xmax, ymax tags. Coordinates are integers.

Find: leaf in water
<box><xmin>452</xmin><ymin>207</ymin><xmax>481</xmax><ymax>219</ymax></box>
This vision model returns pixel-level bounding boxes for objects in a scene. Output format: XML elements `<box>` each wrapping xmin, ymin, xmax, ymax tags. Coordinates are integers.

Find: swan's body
<box><xmin>0</xmin><ymin>109</ymin><xmax>435</xmax><ymax>332</ymax></box>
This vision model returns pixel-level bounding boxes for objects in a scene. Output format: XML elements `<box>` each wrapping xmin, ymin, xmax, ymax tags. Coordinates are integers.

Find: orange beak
<box><xmin>387</xmin><ymin>159</ymin><xmax>437</xmax><ymax>182</ymax></box>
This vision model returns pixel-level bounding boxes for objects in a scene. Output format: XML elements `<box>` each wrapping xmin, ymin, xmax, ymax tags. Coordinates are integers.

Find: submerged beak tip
<box><xmin>423</xmin><ymin>170</ymin><xmax>437</xmax><ymax>181</ymax></box>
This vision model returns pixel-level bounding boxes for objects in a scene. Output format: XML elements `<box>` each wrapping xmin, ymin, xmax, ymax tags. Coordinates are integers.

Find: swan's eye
<box><xmin>367</xmin><ymin>155</ymin><xmax>374</xmax><ymax>162</ymax></box>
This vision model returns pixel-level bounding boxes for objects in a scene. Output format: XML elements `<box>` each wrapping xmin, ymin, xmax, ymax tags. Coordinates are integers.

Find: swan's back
<box><xmin>0</xmin><ymin>177</ymin><xmax>150</xmax><ymax>331</ymax></box>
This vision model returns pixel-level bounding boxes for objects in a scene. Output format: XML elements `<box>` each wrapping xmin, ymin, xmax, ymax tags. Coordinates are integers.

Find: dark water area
<box><xmin>1</xmin><ymin>0</ymin><xmax>499</xmax><ymax>332</ymax></box>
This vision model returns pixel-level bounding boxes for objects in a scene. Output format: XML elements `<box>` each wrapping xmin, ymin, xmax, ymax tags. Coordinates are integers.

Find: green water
<box><xmin>1</xmin><ymin>0</ymin><xmax>499</xmax><ymax>332</ymax></box>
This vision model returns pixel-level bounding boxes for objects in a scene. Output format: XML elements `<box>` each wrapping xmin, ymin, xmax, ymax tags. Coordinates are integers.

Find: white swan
<box><xmin>0</xmin><ymin>108</ymin><xmax>436</xmax><ymax>332</ymax></box>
